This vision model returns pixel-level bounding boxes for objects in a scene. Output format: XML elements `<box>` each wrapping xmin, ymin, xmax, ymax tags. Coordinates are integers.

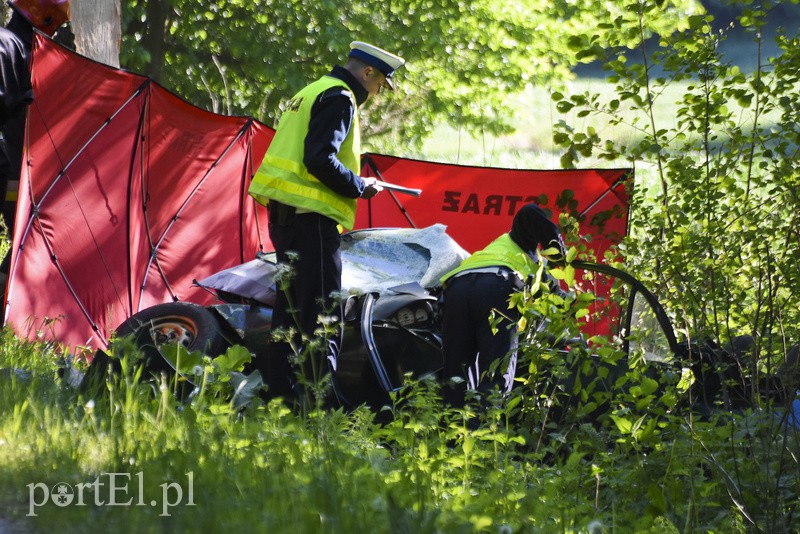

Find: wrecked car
<box><xmin>88</xmin><ymin>225</ymin><xmax>789</xmax><ymax>416</ymax></box>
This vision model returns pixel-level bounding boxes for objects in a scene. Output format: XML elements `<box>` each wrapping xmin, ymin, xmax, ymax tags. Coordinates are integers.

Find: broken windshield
<box><xmin>340</xmin><ymin>225</ymin><xmax>468</xmax><ymax>293</ymax></box>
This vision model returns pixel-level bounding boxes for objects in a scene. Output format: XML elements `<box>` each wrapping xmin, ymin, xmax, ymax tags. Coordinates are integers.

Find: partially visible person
<box><xmin>778</xmin><ymin>343</ymin><xmax>800</xmax><ymax>429</ymax></box>
<box><xmin>0</xmin><ymin>0</ymin><xmax>70</xmax><ymax>279</ymax></box>
<box><xmin>1</xmin><ymin>10</ymin><xmax>32</xmax><ymax>238</ymax></box>
<box><xmin>248</xmin><ymin>41</ymin><xmax>404</xmax><ymax>404</ymax></box>
<box><xmin>439</xmin><ymin>203</ymin><xmax>567</xmax><ymax>407</ymax></box>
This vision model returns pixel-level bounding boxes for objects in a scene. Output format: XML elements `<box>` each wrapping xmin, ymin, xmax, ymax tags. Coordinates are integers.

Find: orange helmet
<box><xmin>9</xmin><ymin>0</ymin><xmax>71</xmax><ymax>36</ymax></box>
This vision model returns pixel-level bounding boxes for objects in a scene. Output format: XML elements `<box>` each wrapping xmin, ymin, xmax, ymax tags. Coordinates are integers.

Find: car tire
<box><xmin>89</xmin><ymin>302</ymin><xmax>229</xmax><ymax>385</ymax></box>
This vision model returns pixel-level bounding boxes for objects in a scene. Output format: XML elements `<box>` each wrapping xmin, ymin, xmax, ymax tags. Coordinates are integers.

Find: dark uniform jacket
<box><xmin>0</xmin><ymin>14</ymin><xmax>33</xmax><ymax>188</ymax></box>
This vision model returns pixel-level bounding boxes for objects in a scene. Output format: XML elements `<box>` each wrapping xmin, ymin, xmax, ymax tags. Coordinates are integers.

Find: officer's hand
<box><xmin>360</xmin><ymin>177</ymin><xmax>383</xmax><ymax>200</ymax></box>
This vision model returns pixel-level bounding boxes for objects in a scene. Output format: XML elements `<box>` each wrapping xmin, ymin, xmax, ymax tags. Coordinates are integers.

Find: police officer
<box><xmin>439</xmin><ymin>203</ymin><xmax>567</xmax><ymax>407</ymax></box>
<box><xmin>248</xmin><ymin>41</ymin><xmax>404</xmax><ymax>402</ymax></box>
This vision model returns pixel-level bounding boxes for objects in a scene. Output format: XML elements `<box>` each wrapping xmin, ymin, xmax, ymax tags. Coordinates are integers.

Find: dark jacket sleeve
<box><xmin>303</xmin><ymin>87</ymin><xmax>365</xmax><ymax>199</ymax></box>
<box><xmin>0</xmin><ymin>30</ymin><xmax>32</xmax><ymax>123</ymax></box>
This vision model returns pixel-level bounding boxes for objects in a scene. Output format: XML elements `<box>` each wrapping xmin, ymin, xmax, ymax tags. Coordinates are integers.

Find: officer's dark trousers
<box><xmin>441</xmin><ymin>271</ymin><xmax>520</xmax><ymax>407</ymax></box>
<box><xmin>263</xmin><ymin>208</ymin><xmax>343</xmax><ymax>400</ymax></box>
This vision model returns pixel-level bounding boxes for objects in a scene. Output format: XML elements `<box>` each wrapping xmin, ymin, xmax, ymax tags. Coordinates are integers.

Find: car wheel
<box><xmin>88</xmin><ymin>303</ymin><xmax>229</xmax><ymax>386</ymax></box>
<box><xmin>117</xmin><ymin>302</ymin><xmax>227</xmax><ymax>354</ymax></box>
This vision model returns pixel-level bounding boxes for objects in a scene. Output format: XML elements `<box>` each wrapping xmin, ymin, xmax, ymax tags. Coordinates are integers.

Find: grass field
<box><xmin>409</xmin><ymin>77</ymin><xmax>691</xmax><ymax>169</ymax></box>
<box><xmin>2</xmin><ymin>329</ymin><xmax>797</xmax><ymax>533</ymax></box>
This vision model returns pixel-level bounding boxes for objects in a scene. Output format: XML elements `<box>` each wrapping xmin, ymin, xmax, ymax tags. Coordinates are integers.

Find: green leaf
<box><xmin>610</xmin><ymin>414</ymin><xmax>633</xmax><ymax>434</ymax></box>
<box><xmin>214</xmin><ymin>345</ymin><xmax>253</xmax><ymax>375</ymax></box>
<box><xmin>564</xmin><ymin>264</ymin><xmax>575</xmax><ymax>286</ymax></box>
<box><xmin>566</xmin><ymin>246</ymin><xmax>578</xmax><ymax>263</ymax></box>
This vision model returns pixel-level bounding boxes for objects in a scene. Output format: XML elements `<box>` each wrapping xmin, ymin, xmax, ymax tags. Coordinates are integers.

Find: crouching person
<box><xmin>439</xmin><ymin>203</ymin><xmax>566</xmax><ymax>407</ymax></box>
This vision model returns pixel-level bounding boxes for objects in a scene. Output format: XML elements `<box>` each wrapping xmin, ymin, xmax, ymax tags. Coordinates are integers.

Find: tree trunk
<box><xmin>143</xmin><ymin>0</ymin><xmax>169</xmax><ymax>83</ymax></box>
<box><xmin>71</xmin><ymin>0</ymin><xmax>121</xmax><ymax>67</ymax></box>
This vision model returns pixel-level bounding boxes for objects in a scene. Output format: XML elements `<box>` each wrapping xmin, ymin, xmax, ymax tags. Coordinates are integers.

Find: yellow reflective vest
<box><xmin>440</xmin><ymin>233</ymin><xmax>538</xmax><ymax>285</ymax></box>
<box><xmin>248</xmin><ymin>76</ymin><xmax>361</xmax><ymax>229</ymax></box>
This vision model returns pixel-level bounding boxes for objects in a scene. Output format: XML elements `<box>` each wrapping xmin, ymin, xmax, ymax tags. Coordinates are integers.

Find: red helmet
<box><xmin>9</xmin><ymin>0</ymin><xmax>71</xmax><ymax>36</ymax></box>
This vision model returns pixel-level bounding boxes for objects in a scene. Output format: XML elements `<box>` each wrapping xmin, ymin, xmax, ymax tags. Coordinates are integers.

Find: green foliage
<box><xmin>548</xmin><ymin>1</ymin><xmax>800</xmax><ymax>529</ymax></box>
<box><xmin>552</xmin><ymin>0</ymin><xmax>800</xmax><ymax>365</ymax></box>
<box><xmin>119</xmin><ymin>0</ymin><xmax>699</xmax><ymax>152</ymax></box>
<box><xmin>2</xmin><ymin>320</ymin><xmax>797</xmax><ymax>531</ymax></box>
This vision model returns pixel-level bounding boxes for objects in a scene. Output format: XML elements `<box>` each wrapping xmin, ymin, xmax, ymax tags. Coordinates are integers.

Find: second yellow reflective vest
<box><xmin>440</xmin><ymin>234</ymin><xmax>539</xmax><ymax>286</ymax></box>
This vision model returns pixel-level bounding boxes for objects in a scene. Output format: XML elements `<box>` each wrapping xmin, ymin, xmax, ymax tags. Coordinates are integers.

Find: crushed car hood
<box><xmin>196</xmin><ymin>224</ymin><xmax>469</xmax><ymax>305</ymax></box>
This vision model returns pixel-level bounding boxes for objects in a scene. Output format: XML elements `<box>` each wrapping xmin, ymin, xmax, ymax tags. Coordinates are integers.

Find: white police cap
<box><xmin>349</xmin><ymin>41</ymin><xmax>405</xmax><ymax>89</ymax></box>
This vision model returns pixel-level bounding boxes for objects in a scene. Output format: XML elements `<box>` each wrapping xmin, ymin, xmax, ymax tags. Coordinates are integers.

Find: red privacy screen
<box><xmin>4</xmin><ymin>35</ymin><xmax>631</xmax><ymax>356</ymax></box>
<box><xmin>357</xmin><ymin>153</ymin><xmax>629</xmax><ymax>255</ymax></box>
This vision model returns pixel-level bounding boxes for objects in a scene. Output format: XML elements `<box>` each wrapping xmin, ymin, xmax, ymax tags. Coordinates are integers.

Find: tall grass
<box><xmin>1</xmin><ymin>321</ymin><xmax>797</xmax><ymax>532</ymax></box>
<box><xmin>0</xmin><ymin>339</ymin><xmax>560</xmax><ymax>532</ymax></box>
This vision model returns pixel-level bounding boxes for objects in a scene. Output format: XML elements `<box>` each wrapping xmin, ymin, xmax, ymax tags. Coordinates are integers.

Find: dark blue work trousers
<box><xmin>441</xmin><ymin>271</ymin><xmax>521</xmax><ymax>407</ymax></box>
<box><xmin>264</xmin><ymin>208</ymin><xmax>343</xmax><ymax>399</ymax></box>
